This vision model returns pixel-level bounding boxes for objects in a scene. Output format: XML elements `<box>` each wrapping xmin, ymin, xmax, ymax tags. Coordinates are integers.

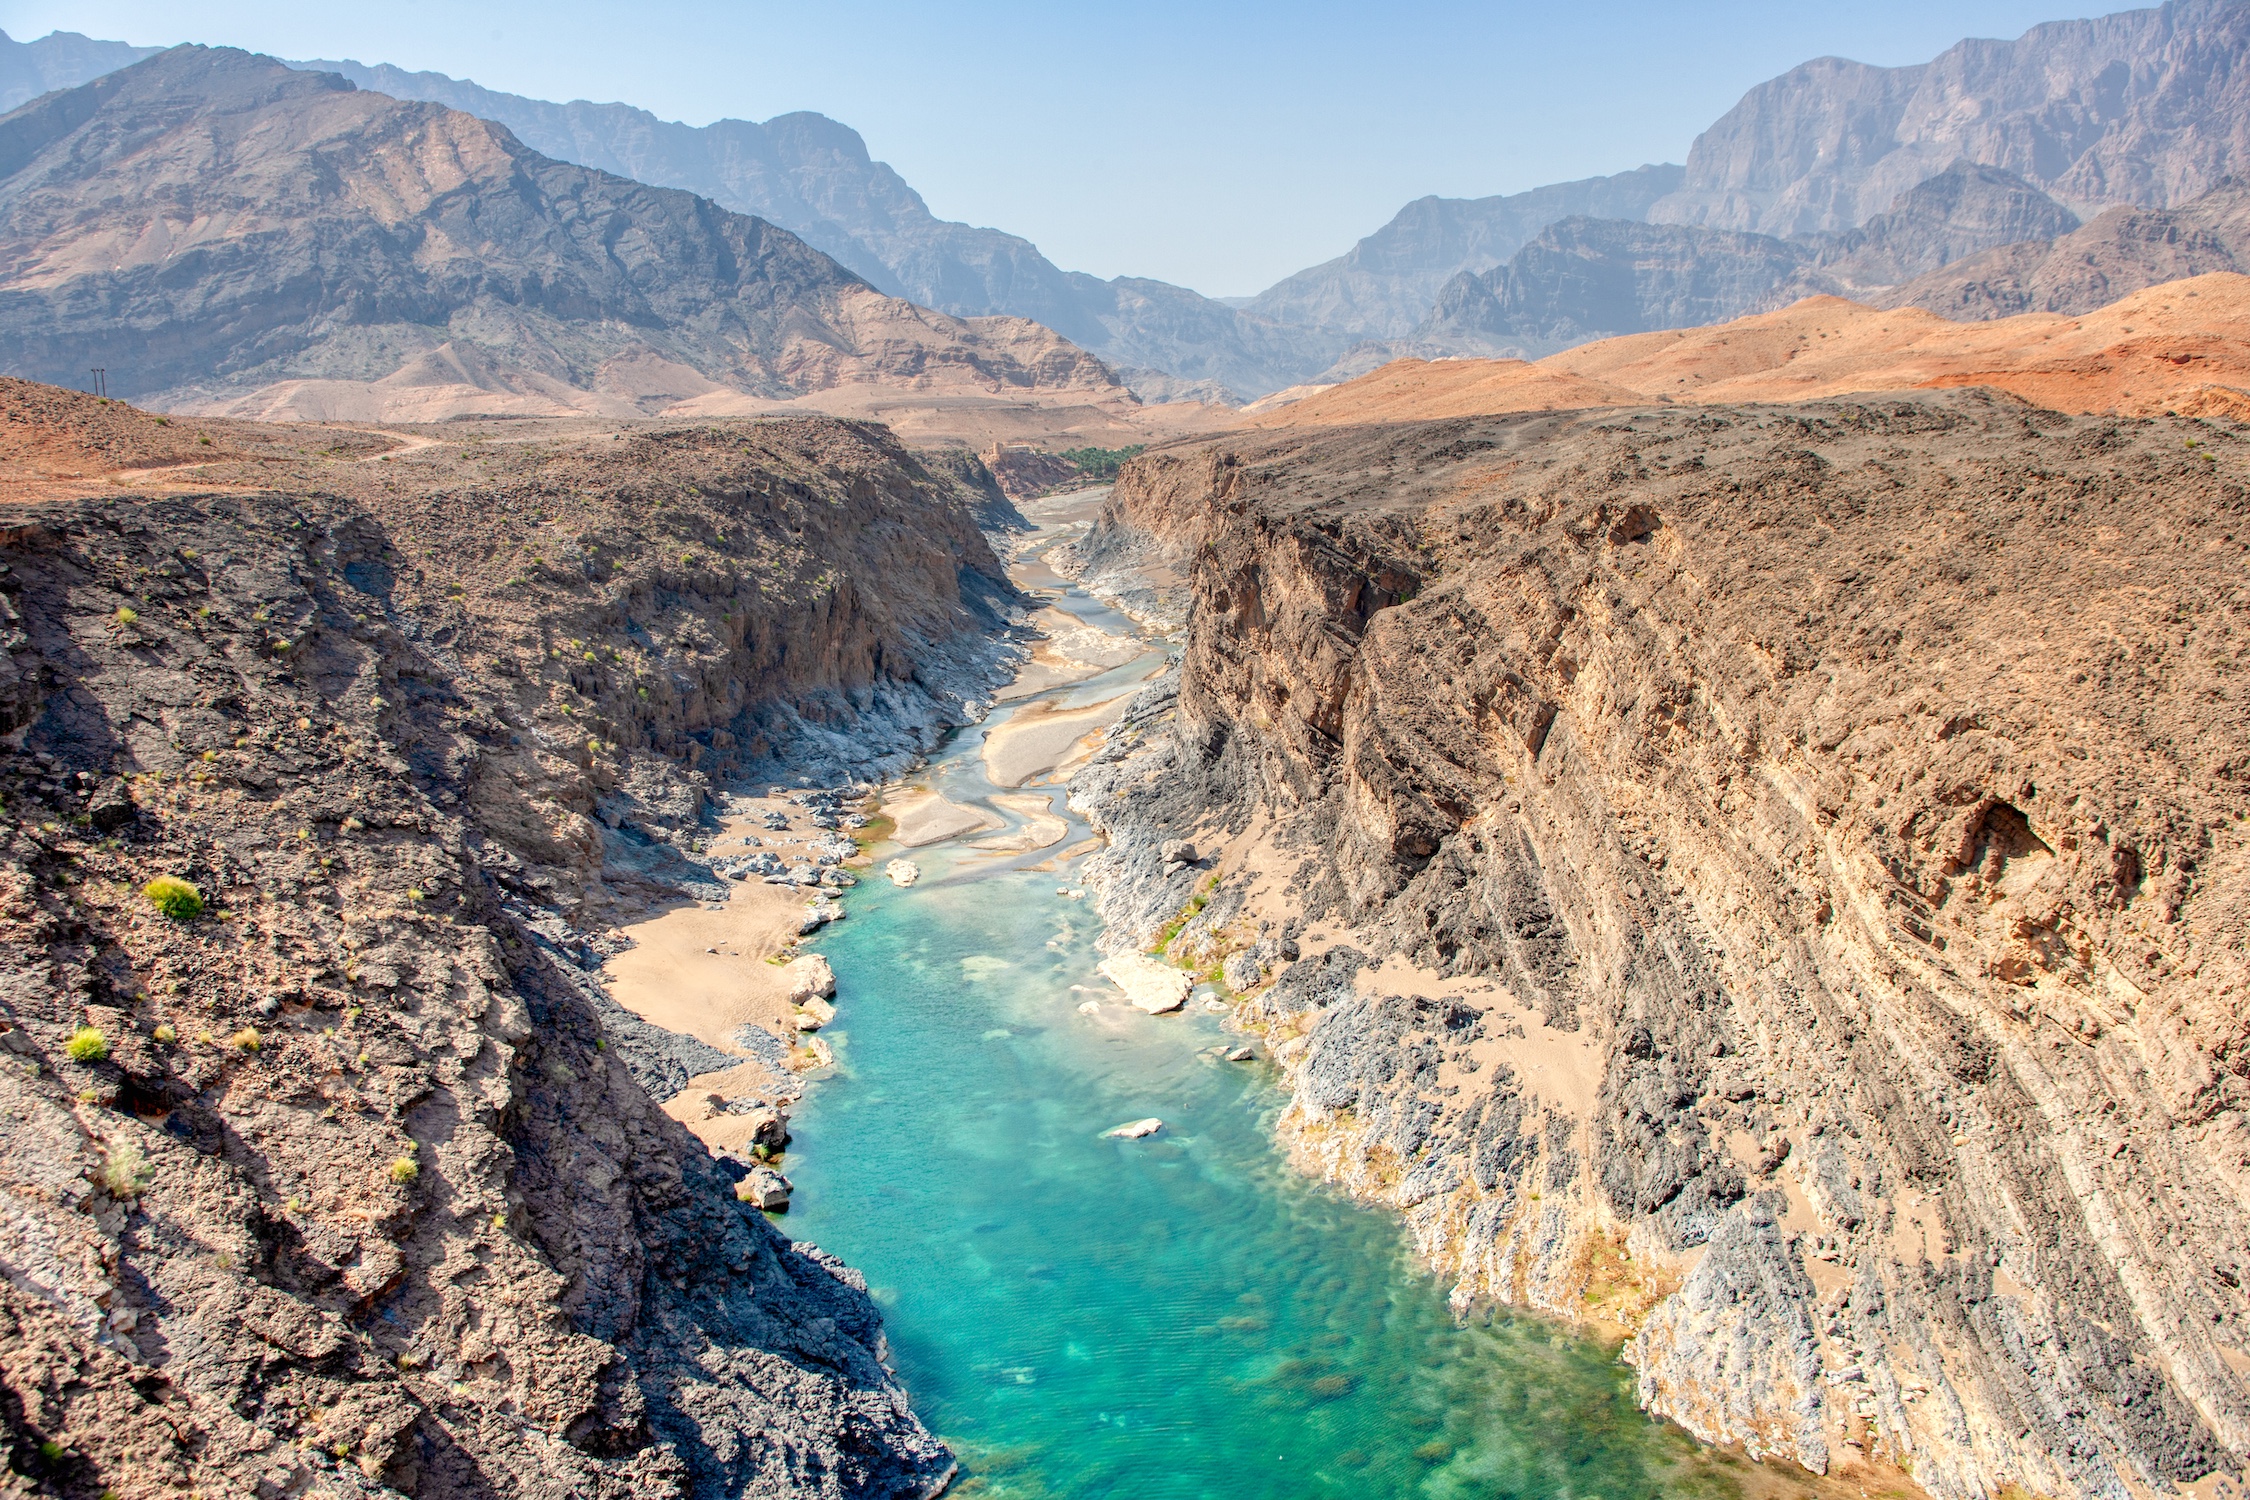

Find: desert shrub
<box><xmin>230</xmin><ymin>1027</ymin><xmax>260</xmax><ymax>1052</ymax></box>
<box><xmin>100</xmin><ymin>1139</ymin><xmax>150</xmax><ymax>1198</ymax></box>
<box><xmin>389</xmin><ymin>1156</ymin><xmax>419</xmax><ymax>1184</ymax></box>
<box><xmin>152</xmin><ymin>1023</ymin><xmax>176</xmax><ymax>1044</ymax></box>
<box><xmin>66</xmin><ymin>1026</ymin><xmax>109</xmax><ymax>1062</ymax></box>
<box><xmin>114</xmin><ymin>606</ymin><xmax>138</xmax><ymax>624</ymax></box>
<box><xmin>142</xmin><ymin>876</ymin><xmax>203</xmax><ymax>920</ymax></box>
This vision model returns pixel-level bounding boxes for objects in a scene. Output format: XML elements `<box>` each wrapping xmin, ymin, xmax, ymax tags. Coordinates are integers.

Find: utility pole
<box><xmin>88</xmin><ymin>368</ymin><xmax>106</xmax><ymax>398</ymax></box>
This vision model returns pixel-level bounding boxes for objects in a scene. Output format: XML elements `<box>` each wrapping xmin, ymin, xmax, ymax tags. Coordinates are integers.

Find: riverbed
<box><xmin>773</xmin><ymin>491</ymin><xmax>1751</xmax><ymax>1499</ymax></box>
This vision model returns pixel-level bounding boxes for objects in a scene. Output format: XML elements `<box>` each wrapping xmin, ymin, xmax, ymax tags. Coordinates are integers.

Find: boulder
<box><xmin>1098</xmin><ymin>953</ymin><xmax>1193</xmax><ymax>1014</ymax></box>
<box><xmin>736</xmin><ymin>1165</ymin><xmax>793</xmax><ymax>1210</ymax></box>
<box><xmin>1159</xmin><ymin>839</ymin><xmax>1198</xmax><ymax>867</ymax></box>
<box><xmin>784</xmin><ymin>954</ymin><xmax>837</xmax><ymax>1003</ymax></box>
<box><xmin>1221</xmin><ymin>950</ymin><xmax>1264</xmax><ymax>992</ymax></box>
<box><xmin>886</xmin><ymin>858</ymin><xmax>921</xmax><ymax>887</ymax></box>
<box><xmin>793</xmin><ymin>997</ymin><xmax>837</xmax><ymax>1032</ymax></box>
<box><xmin>1225</xmin><ymin>1046</ymin><xmax>1255</xmax><ymax>1062</ymax></box>
<box><xmin>1104</xmin><ymin>1118</ymin><xmax>1163</xmax><ymax>1139</ymax></box>
<box><xmin>741</xmin><ymin>1108</ymin><xmax>790</xmax><ymax>1150</ymax></box>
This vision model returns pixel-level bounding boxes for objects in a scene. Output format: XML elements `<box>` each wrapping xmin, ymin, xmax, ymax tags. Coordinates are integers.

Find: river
<box><xmin>779</xmin><ymin>492</ymin><xmax>1747</xmax><ymax>1500</ymax></box>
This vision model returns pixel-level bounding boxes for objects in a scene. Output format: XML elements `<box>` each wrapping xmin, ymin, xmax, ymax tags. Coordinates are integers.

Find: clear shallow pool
<box><xmin>780</xmin><ymin>515</ymin><xmax>1743</xmax><ymax>1499</ymax></box>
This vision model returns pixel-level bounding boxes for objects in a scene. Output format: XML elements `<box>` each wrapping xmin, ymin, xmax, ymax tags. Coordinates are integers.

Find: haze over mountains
<box><xmin>4</xmin><ymin>0</ymin><xmax>2250</xmax><ymax>404</ymax></box>
<box><xmin>0</xmin><ymin>47</ymin><xmax>1118</xmax><ymax>423</ymax></box>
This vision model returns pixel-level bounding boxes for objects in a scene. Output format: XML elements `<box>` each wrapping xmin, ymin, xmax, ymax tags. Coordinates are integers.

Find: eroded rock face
<box><xmin>0</xmin><ymin>408</ymin><xmax>991</xmax><ymax>1494</ymax></box>
<box><xmin>1074</xmin><ymin>393</ymin><xmax>2250</xmax><ymax>1500</ymax></box>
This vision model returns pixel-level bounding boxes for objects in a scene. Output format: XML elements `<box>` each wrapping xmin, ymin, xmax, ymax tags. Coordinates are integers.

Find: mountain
<box><xmin>0</xmin><ymin>47</ymin><xmax>1119</xmax><ymax>418</ymax></box>
<box><xmin>1885</xmin><ymin>178</ymin><xmax>2250</xmax><ymax>317</ymax></box>
<box><xmin>1252</xmin><ymin>0</ymin><xmax>2250</xmax><ymax>354</ymax></box>
<box><xmin>290</xmin><ymin>57</ymin><xmax>1345</xmax><ymax>400</ymax></box>
<box><xmin>0</xmin><ymin>27</ymin><xmax>156</xmax><ymax>112</ymax></box>
<box><xmin>1410</xmin><ymin>163</ymin><xmax>2086</xmax><ymax>357</ymax></box>
<box><xmin>1648</xmin><ymin>0</ymin><xmax>2250</xmax><ymax>236</ymax></box>
<box><xmin>1240</xmin><ymin>164</ymin><xmax>1685</xmax><ymax>339</ymax></box>
<box><xmin>1416</xmin><ymin>217</ymin><xmax>1817</xmax><ymax>356</ymax></box>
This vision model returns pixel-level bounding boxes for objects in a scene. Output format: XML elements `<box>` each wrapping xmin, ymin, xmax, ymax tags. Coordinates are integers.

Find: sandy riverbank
<box><xmin>601</xmin><ymin>789</ymin><xmax>858</xmax><ymax>1151</ymax></box>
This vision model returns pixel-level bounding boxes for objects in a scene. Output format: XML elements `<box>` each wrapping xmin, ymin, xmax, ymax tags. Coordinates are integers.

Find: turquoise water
<box><xmin>782</xmin><ymin>520</ymin><xmax>1742</xmax><ymax>1499</ymax></box>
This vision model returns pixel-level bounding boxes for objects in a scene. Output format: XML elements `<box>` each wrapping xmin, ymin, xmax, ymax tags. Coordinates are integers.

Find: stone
<box><xmin>784</xmin><ymin>954</ymin><xmax>837</xmax><ymax>1004</ymax></box>
<box><xmin>1104</xmin><ymin>1118</ymin><xmax>1163</xmax><ymax>1139</ymax></box>
<box><xmin>1097</xmin><ymin>953</ymin><xmax>1193</xmax><ymax>1014</ymax></box>
<box><xmin>886</xmin><ymin>858</ymin><xmax>920</xmax><ymax>886</ymax></box>
<box><xmin>1225</xmin><ymin>1046</ymin><xmax>1255</xmax><ymax>1062</ymax></box>
<box><xmin>736</xmin><ymin>1166</ymin><xmax>793</xmax><ymax>1210</ymax></box>
<box><xmin>1221</xmin><ymin>950</ymin><xmax>1264</xmax><ymax>992</ymax></box>
<box><xmin>793</xmin><ymin>997</ymin><xmax>836</xmax><ymax>1032</ymax></box>
<box><xmin>1159</xmin><ymin>839</ymin><xmax>1198</xmax><ymax>867</ymax></box>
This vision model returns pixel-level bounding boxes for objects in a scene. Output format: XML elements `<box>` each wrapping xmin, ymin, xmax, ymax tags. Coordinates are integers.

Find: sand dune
<box><xmin>1253</xmin><ymin>273</ymin><xmax>2250</xmax><ymax>426</ymax></box>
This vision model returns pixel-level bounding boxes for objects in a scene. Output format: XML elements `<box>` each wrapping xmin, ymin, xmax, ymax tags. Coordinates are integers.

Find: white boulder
<box><xmin>1098</xmin><ymin>953</ymin><xmax>1192</xmax><ymax>1014</ymax></box>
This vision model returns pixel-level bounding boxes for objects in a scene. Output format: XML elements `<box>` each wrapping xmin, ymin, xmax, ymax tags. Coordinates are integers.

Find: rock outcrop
<box><xmin>0</xmin><ymin>383</ymin><xmax>1011</xmax><ymax>1495</ymax></box>
<box><xmin>1072</xmin><ymin>394</ymin><xmax>2250</xmax><ymax>1500</ymax></box>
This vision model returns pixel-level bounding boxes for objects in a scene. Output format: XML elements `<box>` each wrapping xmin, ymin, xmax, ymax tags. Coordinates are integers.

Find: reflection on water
<box><xmin>779</xmin><ymin>505</ymin><xmax>1743</xmax><ymax>1500</ymax></box>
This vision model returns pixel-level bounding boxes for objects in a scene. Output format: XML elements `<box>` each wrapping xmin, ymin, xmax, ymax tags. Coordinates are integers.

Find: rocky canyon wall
<box><xmin>0</xmin><ymin>402</ymin><xmax>1003</xmax><ymax>1496</ymax></box>
<box><xmin>1071</xmin><ymin>393</ymin><xmax>2250</xmax><ymax>1500</ymax></box>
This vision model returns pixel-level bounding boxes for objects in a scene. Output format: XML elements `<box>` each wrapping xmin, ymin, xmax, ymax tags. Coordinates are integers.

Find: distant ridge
<box><xmin>0</xmin><ymin>47</ymin><xmax>1120</xmax><ymax>421</ymax></box>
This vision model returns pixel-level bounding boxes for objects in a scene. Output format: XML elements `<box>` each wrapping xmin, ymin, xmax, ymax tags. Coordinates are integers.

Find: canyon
<box><xmin>0</xmin><ymin>2</ymin><xmax>2247</xmax><ymax>1497</ymax></box>
<box><xmin>1063</xmin><ymin>392</ymin><xmax>2250</xmax><ymax>1500</ymax></box>
<box><xmin>0</xmin><ymin>381</ymin><xmax>1018</xmax><ymax>1495</ymax></box>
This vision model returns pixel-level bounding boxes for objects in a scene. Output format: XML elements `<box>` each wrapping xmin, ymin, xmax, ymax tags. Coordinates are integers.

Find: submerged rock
<box><xmin>1225</xmin><ymin>1046</ymin><xmax>1256</xmax><ymax>1062</ymax></box>
<box><xmin>1105</xmin><ymin>1118</ymin><xmax>1164</xmax><ymax>1139</ymax></box>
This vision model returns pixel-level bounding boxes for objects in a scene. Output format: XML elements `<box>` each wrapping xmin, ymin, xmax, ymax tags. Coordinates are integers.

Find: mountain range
<box><xmin>0</xmin><ymin>46</ymin><xmax>1117</xmax><ymax>422</ymax></box>
<box><xmin>5</xmin><ymin>0</ymin><xmax>2250</xmax><ymax>402</ymax></box>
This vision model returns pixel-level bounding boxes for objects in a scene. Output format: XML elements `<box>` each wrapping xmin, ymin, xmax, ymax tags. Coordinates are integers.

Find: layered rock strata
<box><xmin>1071</xmin><ymin>393</ymin><xmax>2250</xmax><ymax>1500</ymax></box>
<box><xmin>0</xmin><ymin>395</ymin><xmax>1002</xmax><ymax>1494</ymax></box>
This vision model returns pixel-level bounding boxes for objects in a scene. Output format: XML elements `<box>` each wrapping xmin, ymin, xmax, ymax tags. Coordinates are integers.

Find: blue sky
<box><xmin>7</xmin><ymin>0</ymin><xmax>2104</xmax><ymax>294</ymax></box>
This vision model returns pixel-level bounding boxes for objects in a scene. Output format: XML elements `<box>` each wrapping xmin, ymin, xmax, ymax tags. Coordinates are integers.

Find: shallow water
<box><xmin>782</xmin><ymin>517</ymin><xmax>1742</xmax><ymax>1500</ymax></box>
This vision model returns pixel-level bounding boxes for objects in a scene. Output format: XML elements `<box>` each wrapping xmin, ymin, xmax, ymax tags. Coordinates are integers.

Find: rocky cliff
<box><xmin>0</xmin><ymin>47</ymin><xmax>1117</xmax><ymax>416</ymax></box>
<box><xmin>0</xmin><ymin>383</ymin><xmax>1014</xmax><ymax>1495</ymax></box>
<box><xmin>1650</xmin><ymin>0</ymin><xmax>2250</xmax><ymax>236</ymax></box>
<box><xmin>1071</xmin><ymin>394</ymin><xmax>2250</xmax><ymax>1500</ymax></box>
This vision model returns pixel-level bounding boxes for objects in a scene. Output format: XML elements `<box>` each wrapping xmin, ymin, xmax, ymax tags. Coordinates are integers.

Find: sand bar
<box><xmin>888</xmin><ymin>788</ymin><xmax>1005</xmax><ymax>847</ymax></box>
<box><xmin>982</xmin><ymin>693</ymin><xmax>1134</xmax><ymax>788</ymax></box>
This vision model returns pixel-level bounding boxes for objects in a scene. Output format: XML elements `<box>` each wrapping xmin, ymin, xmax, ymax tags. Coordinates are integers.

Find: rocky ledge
<box><xmin>1070</xmin><ymin>392</ymin><xmax>2250</xmax><ymax>1500</ymax></box>
<box><xmin>0</xmin><ymin>398</ymin><xmax>1004</xmax><ymax>1496</ymax></box>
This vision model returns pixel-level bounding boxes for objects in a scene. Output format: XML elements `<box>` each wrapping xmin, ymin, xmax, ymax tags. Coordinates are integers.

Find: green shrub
<box><xmin>1057</xmin><ymin>445</ymin><xmax>1146</xmax><ymax>480</ymax></box>
<box><xmin>114</xmin><ymin>606</ymin><xmax>138</xmax><ymax>625</ymax></box>
<box><xmin>230</xmin><ymin>1027</ymin><xmax>260</xmax><ymax>1053</ymax></box>
<box><xmin>66</xmin><ymin>1026</ymin><xmax>109</xmax><ymax>1062</ymax></box>
<box><xmin>142</xmin><ymin>876</ymin><xmax>203</xmax><ymax>920</ymax></box>
<box><xmin>389</xmin><ymin>1156</ymin><xmax>419</xmax><ymax>1184</ymax></box>
<box><xmin>100</xmin><ymin>1139</ymin><xmax>150</xmax><ymax>1198</ymax></box>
